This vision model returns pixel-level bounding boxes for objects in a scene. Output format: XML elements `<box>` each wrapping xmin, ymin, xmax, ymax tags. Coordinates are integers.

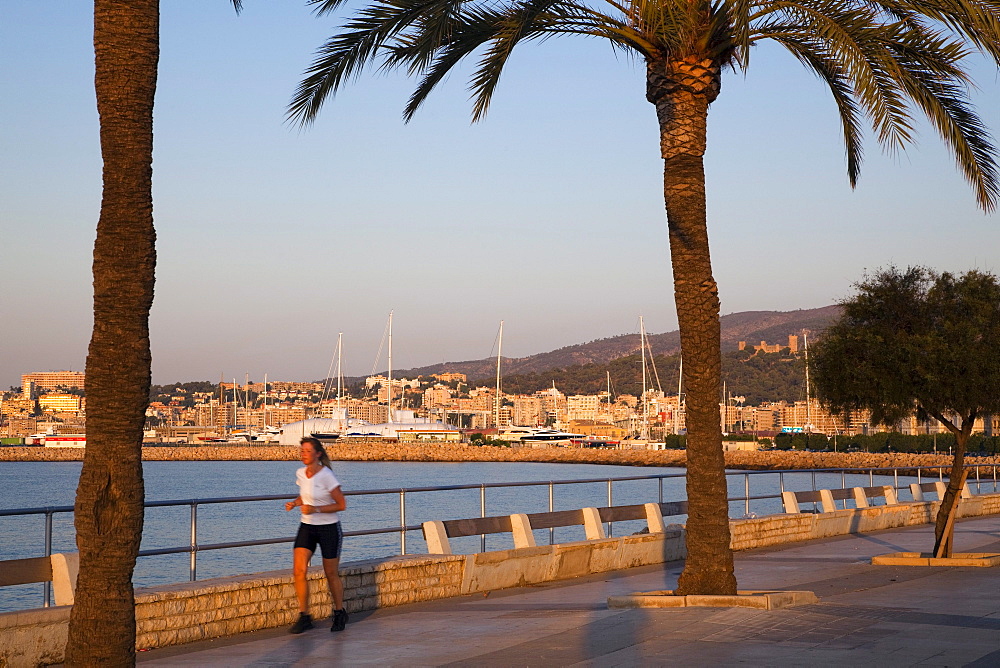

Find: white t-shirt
<box><xmin>295</xmin><ymin>466</ymin><xmax>341</xmax><ymax>525</ymax></box>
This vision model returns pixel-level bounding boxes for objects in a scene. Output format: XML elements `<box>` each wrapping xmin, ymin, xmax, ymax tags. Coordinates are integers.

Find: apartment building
<box><xmin>21</xmin><ymin>371</ymin><xmax>85</xmax><ymax>392</ymax></box>
<box><xmin>422</xmin><ymin>385</ymin><xmax>453</xmax><ymax>408</ymax></box>
<box><xmin>513</xmin><ymin>396</ymin><xmax>543</xmax><ymax>426</ymax></box>
<box><xmin>38</xmin><ymin>394</ymin><xmax>82</xmax><ymax>413</ymax></box>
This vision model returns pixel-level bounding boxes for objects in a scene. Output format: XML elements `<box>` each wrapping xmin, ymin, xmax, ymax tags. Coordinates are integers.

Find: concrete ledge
<box><xmin>607</xmin><ymin>589</ymin><xmax>818</xmax><ymax>610</ymax></box>
<box><xmin>0</xmin><ymin>605</ymin><xmax>71</xmax><ymax>667</ymax></box>
<box><xmin>871</xmin><ymin>552</ymin><xmax>1000</xmax><ymax>567</ymax></box>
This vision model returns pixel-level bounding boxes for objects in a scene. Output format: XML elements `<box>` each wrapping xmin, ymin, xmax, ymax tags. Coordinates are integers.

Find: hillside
<box><xmin>495</xmin><ymin>349</ymin><xmax>807</xmax><ymax>405</ymax></box>
<box><xmin>361</xmin><ymin>305</ymin><xmax>840</xmax><ymax>383</ymax></box>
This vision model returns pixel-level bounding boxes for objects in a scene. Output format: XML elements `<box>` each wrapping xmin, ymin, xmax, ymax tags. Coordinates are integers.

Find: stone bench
<box><xmin>782</xmin><ymin>486</ymin><xmax>898</xmax><ymax>514</ymax></box>
<box><xmin>421</xmin><ymin>501</ymin><xmax>688</xmax><ymax>555</ymax></box>
<box><xmin>0</xmin><ymin>552</ymin><xmax>79</xmax><ymax>606</ymax></box>
<box><xmin>910</xmin><ymin>481</ymin><xmax>972</xmax><ymax>501</ymax></box>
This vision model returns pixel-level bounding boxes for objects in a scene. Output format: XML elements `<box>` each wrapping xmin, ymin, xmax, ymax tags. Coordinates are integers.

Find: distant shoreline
<box><xmin>1</xmin><ymin>444</ymin><xmax>997</xmax><ymax>473</ymax></box>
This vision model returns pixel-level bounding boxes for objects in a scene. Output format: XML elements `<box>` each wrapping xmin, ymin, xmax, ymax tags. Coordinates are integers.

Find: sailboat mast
<box><xmin>675</xmin><ymin>356</ymin><xmax>682</xmax><ymax>435</ymax></box>
<box><xmin>640</xmin><ymin>315</ymin><xmax>649</xmax><ymax>440</ymax></box>
<box><xmin>387</xmin><ymin>311</ymin><xmax>394</xmax><ymax>423</ymax></box>
<box><xmin>723</xmin><ymin>380</ymin><xmax>728</xmax><ymax>434</ymax></box>
<box><xmin>804</xmin><ymin>330</ymin><xmax>811</xmax><ymax>428</ymax></box>
<box><xmin>263</xmin><ymin>372</ymin><xmax>268</xmax><ymax>428</ymax></box>
<box><xmin>495</xmin><ymin>320</ymin><xmax>503</xmax><ymax>429</ymax></box>
<box><xmin>606</xmin><ymin>370</ymin><xmax>611</xmax><ymax>410</ymax></box>
<box><xmin>336</xmin><ymin>332</ymin><xmax>343</xmax><ymax>415</ymax></box>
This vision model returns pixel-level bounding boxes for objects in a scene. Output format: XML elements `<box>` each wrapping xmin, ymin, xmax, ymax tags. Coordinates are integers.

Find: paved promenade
<box><xmin>139</xmin><ymin>516</ymin><xmax>1000</xmax><ymax>667</ymax></box>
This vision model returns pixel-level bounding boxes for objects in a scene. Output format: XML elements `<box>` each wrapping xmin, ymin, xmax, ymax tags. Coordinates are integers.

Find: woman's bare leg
<box><xmin>293</xmin><ymin>547</ymin><xmax>313</xmax><ymax>613</ymax></box>
<box><xmin>322</xmin><ymin>557</ymin><xmax>343</xmax><ymax>610</ymax></box>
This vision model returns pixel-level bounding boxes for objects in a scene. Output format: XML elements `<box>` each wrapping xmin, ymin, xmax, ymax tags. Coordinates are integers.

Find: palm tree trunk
<box><xmin>647</xmin><ymin>57</ymin><xmax>736</xmax><ymax>596</ymax></box>
<box><xmin>66</xmin><ymin>1</ymin><xmax>158</xmax><ymax>665</ymax></box>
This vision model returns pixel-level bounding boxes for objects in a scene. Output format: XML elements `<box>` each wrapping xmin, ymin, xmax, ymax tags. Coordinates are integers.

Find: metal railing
<box><xmin>2</xmin><ymin>464</ymin><xmax>996</xmax><ymax>607</ymax></box>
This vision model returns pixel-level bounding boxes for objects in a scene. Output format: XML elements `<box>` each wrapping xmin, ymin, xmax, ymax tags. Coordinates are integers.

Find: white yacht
<box><xmin>498</xmin><ymin>427</ymin><xmax>584</xmax><ymax>446</ymax></box>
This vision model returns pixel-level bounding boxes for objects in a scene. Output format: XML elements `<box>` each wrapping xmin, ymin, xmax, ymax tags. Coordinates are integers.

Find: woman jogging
<box><xmin>285</xmin><ymin>436</ymin><xmax>348</xmax><ymax>633</ymax></box>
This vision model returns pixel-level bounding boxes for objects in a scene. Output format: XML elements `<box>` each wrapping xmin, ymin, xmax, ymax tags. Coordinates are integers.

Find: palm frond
<box><xmin>292</xmin><ymin>0</ymin><xmax>1000</xmax><ymax>209</ymax></box>
<box><xmin>466</xmin><ymin>0</ymin><xmax>568</xmax><ymax>121</ymax></box>
<box><xmin>771</xmin><ymin>34</ymin><xmax>866</xmax><ymax>184</ymax></box>
<box><xmin>289</xmin><ymin>0</ymin><xmax>465</xmax><ymax>125</ymax></box>
<box><xmin>890</xmin><ymin>48</ymin><xmax>999</xmax><ymax>208</ymax></box>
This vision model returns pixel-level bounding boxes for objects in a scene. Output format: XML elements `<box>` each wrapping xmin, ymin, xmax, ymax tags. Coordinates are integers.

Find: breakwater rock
<box><xmin>2</xmin><ymin>444</ymin><xmax>998</xmax><ymax>473</ymax></box>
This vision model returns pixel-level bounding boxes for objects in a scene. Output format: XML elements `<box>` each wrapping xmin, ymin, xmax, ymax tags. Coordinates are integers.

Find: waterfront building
<box><xmin>536</xmin><ymin>387</ymin><xmax>567</xmax><ymax>422</ymax></box>
<box><xmin>265</xmin><ymin>405</ymin><xmax>308</xmax><ymax>427</ymax></box>
<box><xmin>513</xmin><ymin>396</ymin><xmax>543</xmax><ymax>426</ymax></box>
<box><xmin>421</xmin><ymin>385</ymin><xmax>453</xmax><ymax>409</ymax></box>
<box><xmin>566</xmin><ymin>395</ymin><xmax>600</xmax><ymax>422</ymax></box>
<box><xmin>432</xmin><ymin>372</ymin><xmax>467</xmax><ymax>384</ymax></box>
<box><xmin>344</xmin><ymin>399</ymin><xmax>389</xmax><ymax>425</ymax></box>
<box><xmin>2</xmin><ymin>417</ymin><xmax>38</xmax><ymax>438</ymax></box>
<box><xmin>567</xmin><ymin>419</ymin><xmax>628</xmax><ymax>441</ymax></box>
<box><xmin>496</xmin><ymin>406</ymin><xmax>513</xmax><ymax>428</ymax></box>
<box><xmin>1</xmin><ymin>398</ymin><xmax>35</xmax><ymax>418</ymax></box>
<box><xmin>38</xmin><ymin>394</ymin><xmax>81</xmax><ymax>413</ymax></box>
<box><xmin>269</xmin><ymin>381</ymin><xmax>325</xmax><ymax>394</ymax></box>
<box><xmin>21</xmin><ymin>371</ymin><xmax>85</xmax><ymax>392</ymax></box>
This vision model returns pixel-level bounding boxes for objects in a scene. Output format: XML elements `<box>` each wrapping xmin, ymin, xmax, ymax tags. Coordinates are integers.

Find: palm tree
<box><xmin>67</xmin><ymin>2</ymin><xmax>240</xmax><ymax>664</ymax></box>
<box><xmin>289</xmin><ymin>0</ymin><xmax>999</xmax><ymax>594</ymax></box>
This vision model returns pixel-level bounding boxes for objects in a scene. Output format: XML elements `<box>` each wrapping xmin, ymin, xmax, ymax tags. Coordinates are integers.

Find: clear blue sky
<box><xmin>2</xmin><ymin>1</ymin><xmax>998</xmax><ymax>389</ymax></box>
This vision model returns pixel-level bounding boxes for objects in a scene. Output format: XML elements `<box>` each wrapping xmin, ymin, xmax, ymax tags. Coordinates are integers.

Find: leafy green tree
<box><xmin>289</xmin><ymin>0</ymin><xmax>1000</xmax><ymax>594</ymax></box>
<box><xmin>812</xmin><ymin>267</ymin><xmax>1000</xmax><ymax>557</ymax></box>
<box><xmin>68</xmin><ymin>2</ymin><xmax>241</xmax><ymax>665</ymax></box>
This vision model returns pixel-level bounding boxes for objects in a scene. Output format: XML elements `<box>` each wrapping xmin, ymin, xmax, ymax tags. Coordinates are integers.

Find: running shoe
<box><xmin>289</xmin><ymin>612</ymin><xmax>314</xmax><ymax>634</ymax></box>
<box><xmin>331</xmin><ymin>608</ymin><xmax>349</xmax><ymax>632</ymax></box>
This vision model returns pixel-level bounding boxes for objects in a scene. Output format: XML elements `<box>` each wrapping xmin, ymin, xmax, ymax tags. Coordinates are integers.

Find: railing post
<box><xmin>918</xmin><ymin>468</ymin><xmax>921</xmax><ymax>484</ymax></box>
<box><xmin>976</xmin><ymin>465</ymin><xmax>981</xmax><ymax>493</ymax></box>
<box><xmin>43</xmin><ymin>510</ymin><xmax>53</xmax><ymax>607</ymax></box>
<box><xmin>811</xmin><ymin>471</ymin><xmax>818</xmax><ymax>512</ymax></box>
<box><xmin>870</xmin><ymin>469</ymin><xmax>874</xmax><ymax>486</ymax></box>
<box><xmin>481</xmin><ymin>484</ymin><xmax>487</xmax><ymax>552</ymax></box>
<box><xmin>841</xmin><ymin>470</ymin><xmax>848</xmax><ymax>509</ymax></box>
<box><xmin>744</xmin><ymin>473</ymin><xmax>750</xmax><ymax>516</ymax></box>
<box><xmin>658</xmin><ymin>477</ymin><xmax>663</xmax><ymax>504</ymax></box>
<box><xmin>606</xmin><ymin>479</ymin><xmax>613</xmax><ymax>537</ymax></box>
<box><xmin>548</xmin><ymin>482</ymin><xmax>554</xmax><ymax>546</ymax></box>
<box><xmin>779</xmin><ymin>471</ymin><xmax>785</xmax><ymax>494</ymax></box>
<box><xmin>190</xmin><ymin>502</ymin><xmax>198</xmax><ymax>581</ymax></box>
<box><xmin>400</xmin><ymin>490</ymin><xmax>407</xmax><ymax>555</ymax></box>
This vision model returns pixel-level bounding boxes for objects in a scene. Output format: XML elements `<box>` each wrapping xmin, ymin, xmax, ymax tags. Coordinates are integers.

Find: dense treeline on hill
<box><xmin>479</xmin><ymin>349</ymin><xmax>807</xmax><ymax>405</ymax></box>
<box><xmin>772</xmin><ymin>432</ymin><xmax>1000</xmax><ymax>455</ymax></box>
<box><xmin>149</xmin><ymin>381</ymin><xmax>218</xmax><ymax>405</ymax></box>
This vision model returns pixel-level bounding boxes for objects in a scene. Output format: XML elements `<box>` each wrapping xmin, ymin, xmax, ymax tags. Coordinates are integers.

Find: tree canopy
<box><xmin>812</xmin><ymin>266</ymin><xmax>1000</xmax><ymax>432</ymax></box>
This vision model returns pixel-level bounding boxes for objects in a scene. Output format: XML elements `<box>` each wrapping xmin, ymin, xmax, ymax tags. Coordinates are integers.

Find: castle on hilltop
<box><xmin>738</xmin><ymin>334</ymin><xmax>799</xmax><ymax>354</ymax></box>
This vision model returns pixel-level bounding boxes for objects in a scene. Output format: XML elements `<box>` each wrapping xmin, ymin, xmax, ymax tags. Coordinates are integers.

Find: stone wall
<box><xmin>2</xmin><ymin>444</ymin><xmax>998</xmax><ymax>474</ymax></box>
<box><xmin>4</xmin><ymin>493</ymin><xmax>1000</xmax><ymax>667</ymax></box>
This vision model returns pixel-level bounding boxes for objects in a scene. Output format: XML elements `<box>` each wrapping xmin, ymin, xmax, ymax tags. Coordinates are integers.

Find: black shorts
<box><xmin>294</xmin><ymin>522</ymin><xmax>343</xmax><ymax>559</ymax></box>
